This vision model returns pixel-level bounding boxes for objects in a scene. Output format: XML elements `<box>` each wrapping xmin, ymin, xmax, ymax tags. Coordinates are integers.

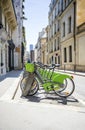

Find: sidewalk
<box><xmin>56</xmin><ymin>69</ymin><xmax>85</xmax><ymax>77</ymax></box>
<box><xmin>0</xmin><ymin>70</ymin><xmax>22</xmax><ymax>100</ymax></box>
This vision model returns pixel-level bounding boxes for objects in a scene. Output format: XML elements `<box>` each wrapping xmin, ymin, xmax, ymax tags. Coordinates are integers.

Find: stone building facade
<box><xmin>47</xmin><ymin>0</ymin><xmax>85</xmax><ymax>72</ymax></box>
<box><xmin>0</xmin><ymin>0</ymin><xmax>26</xmax><ymax>76</ymax></box>
<box><xmin>35</xmin><ymin>28</ymin><xmax>47</xmax><ymax>64</ymax></box>
<box><xmin>0</xmin><ymin>0</ymin><xmax>17</xmax><ymax>75</ymax></box>
<box><xmin>12</xmin><ymin>0</ymin><xmax>25</xmax><ymax>69</ymax></box>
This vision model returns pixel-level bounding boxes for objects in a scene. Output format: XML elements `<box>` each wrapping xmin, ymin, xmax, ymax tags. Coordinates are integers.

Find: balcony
<box><xmin>1</xmin><ymin>0</ymin><xmax>17</xmax><ymax>30</ymax></box>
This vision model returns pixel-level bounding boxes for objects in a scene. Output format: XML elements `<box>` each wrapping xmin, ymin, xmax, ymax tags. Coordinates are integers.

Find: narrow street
<box><xmin>0</xmin><ymin>0</ymin><xmax>85</xmax><ymax>129</ymax></box>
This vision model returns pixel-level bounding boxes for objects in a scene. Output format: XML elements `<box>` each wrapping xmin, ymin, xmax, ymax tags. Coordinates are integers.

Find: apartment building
<box><xmin>0</xmin><ymin>0</ymin><xmax>17</xmax><ymax>75</ymax></box>
<box><xmin>0</xmin><ymin>0</ymin><xmax>26</xmax><ymax>76</ymax></box>
<box><xmin>13</xmin><ymin>0</ymin><xmax>25</xmax><ymax>69</ymax></box>
<box><xmin>48</xmin><ymin>0</ymin><xmax>85</xmax><ymax>71</ymax></box>
<box><xmin>35</xmin><ymin>28</ymin><xmax>47</xmax><ymax>64</ymax></box>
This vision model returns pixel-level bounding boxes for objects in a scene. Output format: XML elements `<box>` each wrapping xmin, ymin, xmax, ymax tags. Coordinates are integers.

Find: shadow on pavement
<box><xmin>21</xmin><ymin>90</ymin><xmax>79</xmax><ymax>105</ymax></box>
<box><xmin>0</xmin><ymin>70</ymin><xmax>22</xmax><ymax>82</ymax></box>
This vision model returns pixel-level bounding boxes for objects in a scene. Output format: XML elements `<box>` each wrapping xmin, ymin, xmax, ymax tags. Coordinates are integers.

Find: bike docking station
<box><xmin>20</xmin><ymin>62</ymin><xmax>76</xmax><ymax>105</ymax></box>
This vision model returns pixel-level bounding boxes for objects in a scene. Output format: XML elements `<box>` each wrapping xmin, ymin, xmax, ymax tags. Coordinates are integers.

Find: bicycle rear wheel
<box><xmin>53</xmin><ymin>78</ymin><xmax>75</xmax><ymax>97</ymax></box>
<box><xmin>27</xmin><ymin>77</ymin><xmax>39</xmax><ymax>96</ymax></box>
<box><xmin>56</xmin><ymin>79</ymin><xmax>67</xmax><ymax>92</ymax></box>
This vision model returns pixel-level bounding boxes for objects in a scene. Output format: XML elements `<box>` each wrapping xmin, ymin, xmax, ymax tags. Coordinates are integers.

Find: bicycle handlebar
<box><xmin>52</xmin><ymin>64</ymin><xmax>60</xmax><ymax>67</ymax></box>
<box><xmin>34</xmin><ymin>62</ymin><xmax>60</xmax><ymax>70</ymax></box>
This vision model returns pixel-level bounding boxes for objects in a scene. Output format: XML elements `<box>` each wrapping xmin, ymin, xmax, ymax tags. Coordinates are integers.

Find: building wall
<box><xmin>76</xmin><ymin>0</ymin><xmax>85</xmax><ymax>26</ymax></box>
<box><xmin>13</xmin><ymin>0</ymin><xmax>23</xmax><ymax>69</ymax></box>
<box><xmin>47</xmin><ymin>0</ymin><xmax>85</xmax><ymax>72</ymax></box>
<box><xmin>76</xmin><ymin>31</ymin><xmax>85</xmax><ymax>71</ymax></box>
<box><xmin>60</xmin><ymin>2</ymin><xmax>75</xmax><ymax>70</ymax></box>
<box><xmin>36</xmin><ymin>28</ymin><xmax>47</xmax><ymax>64</ymax></box>
<box><xmin>0</xmin><ymin>0</ymin><xmax>17</xmax><ymax>75</ymax></box>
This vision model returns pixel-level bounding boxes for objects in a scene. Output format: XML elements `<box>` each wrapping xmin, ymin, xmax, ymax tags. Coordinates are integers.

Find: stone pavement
<box><xmin>0</xmin><ymin>70</ymin><xmax>22</xmax><ymax>100</ymax></box>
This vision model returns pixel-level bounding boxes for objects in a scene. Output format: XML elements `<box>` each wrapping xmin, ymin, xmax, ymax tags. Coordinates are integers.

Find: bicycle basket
<box><xmin>25</xmin><ymin>63</ymin><xmax>34</xmax><ymax>73</ymax></box>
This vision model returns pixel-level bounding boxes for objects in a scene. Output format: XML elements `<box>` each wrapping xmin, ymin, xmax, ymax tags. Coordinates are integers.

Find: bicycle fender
<box><xmin>52</xmin><ymin>74</ymin><xmax>71</xmax><ymax>84</ymax></box>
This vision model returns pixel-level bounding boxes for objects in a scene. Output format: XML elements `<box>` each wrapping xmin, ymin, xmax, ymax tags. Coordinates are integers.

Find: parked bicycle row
<box><xmin>20</xmin><ymin>62</ymin><xmax>75</xmax><ymax>98</ymax></box>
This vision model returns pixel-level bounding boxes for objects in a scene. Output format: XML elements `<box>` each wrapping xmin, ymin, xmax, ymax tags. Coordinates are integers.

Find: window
<box><xmin>54</xmin><ymin>39</ymin><xmax>56</xmax><ymax>51</ymax></box>
<box><xmin>55</xmin><ymin>8</ymin><xmax>56</xmax><ymax>18</ymax></box>
<box><xmin>52</xmin><ymin>56</ymin><xmax>53</xmax><ymax>63</ymax></box>
<box><xmin>1</xmin><ymin>50</ymin><xmax>2</xmax><ymax>62</ymax></box>
<box><xmin>58</xmin><ymin>20</ymin><xmax>60</xmax><ymax>31</ymax></box>
<box><xmin>64</xmin><ymin>0</ymin><xmax>67</xmax><ymax>8</ymax></box>
<box><xmin>55</xmin><ymin>57</ymin><xmax>57</xmax><ymax>64</ymax></box>
<box><xmin>69</xmin><ymin>45</ymin><xmax>72</xmax><ymax>62</ymax></box>
<box><xmin>0</xmin><ymin>6</ymin><xmax>2</xmax><ymax>24</ymax></box>
<box><xmin>5</xmin><ymin>17</ymin><xmax>7</xmax><ymax>31</ymax></box>
<box><xmin>68</xmin><ymin>0</ymin><xmax>70</xmax><ymax>4</ymax></box>
<box><xmin>51</xmin><ymin>42</ymin><xmax>53</xmax><ymax>52</ymax></box>
<box><xmin>63</xmin><ymin>0</ymin><xmax>67</xmax><ymax>10</ymax></box>
<box><xmin>58</xmin><ymin>56</ymin><xmax>60</xmax><ymax>64</ymax></box>
<box><xmin>63</xmin><ymin>22</ymin><xmax>65</xmax><ymax>37</ymax></box>
<box><xmin>54</xmin><ymin>23</ymin><xmax>56</xmax><ymax>34</ymax></box>
<box><xmin>64</xmin><ymin>48</ymin><xmax>67</xmax><ymax>62</ymax></box>
<box><xmin>61</xmin><ymin>0</ymin><xmax>63</xmax><ymax>11</ymax></box>
<box><xmin>58</xmin><ymin>1</ymin><xmax>60</xmax><ymax>14</ymax></box>
<box><xmin>68</xmin><ymin>16</ymin><xmax>71</xmax><ymax>33</ymax></box>
<box><xmin>57</xmin><ymin>37</ymin><xmax>60</xmax><ymax>50</ymax></box>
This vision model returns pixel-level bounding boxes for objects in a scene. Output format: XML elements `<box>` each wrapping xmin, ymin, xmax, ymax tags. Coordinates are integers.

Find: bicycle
<box><xmin>20</xmin><ymin>62</ymin><xmax>75</xmax><ymax>98</ymax></box>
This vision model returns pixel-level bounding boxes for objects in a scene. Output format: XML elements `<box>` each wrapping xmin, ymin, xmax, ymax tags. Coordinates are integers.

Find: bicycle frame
<box><xmin>34</xmin><ymin>62</ymin><xmax>71</xmax><ymax>92</ymax></box>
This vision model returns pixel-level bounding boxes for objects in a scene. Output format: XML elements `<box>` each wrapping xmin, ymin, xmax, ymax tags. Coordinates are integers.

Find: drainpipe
<box><xmin>73</xmin><ymin>1</ymin><xmax>76</xmax><ymax>72</ymax></box>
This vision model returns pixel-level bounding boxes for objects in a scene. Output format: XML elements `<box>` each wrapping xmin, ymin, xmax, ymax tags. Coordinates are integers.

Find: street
<box><xmin>0</xmin><ymin>70</ymin><xmax>85</xmax><ymax>130</ymax></box>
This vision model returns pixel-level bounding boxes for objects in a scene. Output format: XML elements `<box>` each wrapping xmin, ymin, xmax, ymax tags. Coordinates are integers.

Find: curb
<box><xmin>12</xmin><ymin>76</ymin><xmax>22</xmax><ymax>100</ymax></box>
<box><xmin>73</xmin><ymin>92</ymin><xmax>85</xmax><ymax>106</ymax></box>
<box><xmin>56</xmin><ymin>70</ymin><xmax>85</xmax><ymax>77</ymax></box>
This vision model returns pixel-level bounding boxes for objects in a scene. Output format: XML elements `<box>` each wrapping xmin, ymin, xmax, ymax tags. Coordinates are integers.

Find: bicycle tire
<box><xmin>53</xmin><ymin>79</ymin><xmax>67</xmax><ymax>93</ymax></box>
<box><xmin>53</xmin><ymin>78</ymin><xmax>75</xmax><ymax>98</ymax></box>
<box><xmin>27</xmin><ymin>77</ymin><xmax>39</xmax><ymax>96</ymax></box>
<box><xmin>20</xmin><ymin>76</ymin><xmax>28</xmax><ymax>91</ymax></box>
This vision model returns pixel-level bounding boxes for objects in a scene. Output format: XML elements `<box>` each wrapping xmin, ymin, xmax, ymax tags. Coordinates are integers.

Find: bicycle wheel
<box><xmin>27</xmin><ymin>77</ymin><xmax>39</xmax><ymax>96</ymax></box>
<box><xmin>57</xmin><ymin>79</ymin><xmax>67</xmax><ymax>92</ymax></box>
<box><xmin>53</xmin><ymin>78</ymin><xmax>75</xmax><ymax>97</ymax></box>
<box><xmin>20</xmin><ymin>77</ymin><xmax>28</xmax><ymax>91</ymax></box>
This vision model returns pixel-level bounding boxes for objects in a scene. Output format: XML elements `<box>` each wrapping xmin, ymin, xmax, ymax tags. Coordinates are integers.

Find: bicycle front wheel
<box><xmin>53</xmin><ymin>78</ymin><xmax>75</xmax><ymax>98</ymax></box>
<box><xmin>27</xmin><ymin>77</ymin><xmax>39</xmax><ymax>96</ymax></box>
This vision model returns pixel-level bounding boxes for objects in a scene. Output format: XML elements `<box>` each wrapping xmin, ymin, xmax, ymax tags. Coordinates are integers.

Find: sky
<box><xmin>23</xmin><ymin>0</ymin><xmax>50</xmax><ymax>51</ymax></box>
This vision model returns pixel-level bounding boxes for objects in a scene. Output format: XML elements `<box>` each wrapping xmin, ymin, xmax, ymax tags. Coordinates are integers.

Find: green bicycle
<box><xmin>20</xmin><ymin>62</ymin><xmax>75</xmax><ymax>98</ymax></box>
